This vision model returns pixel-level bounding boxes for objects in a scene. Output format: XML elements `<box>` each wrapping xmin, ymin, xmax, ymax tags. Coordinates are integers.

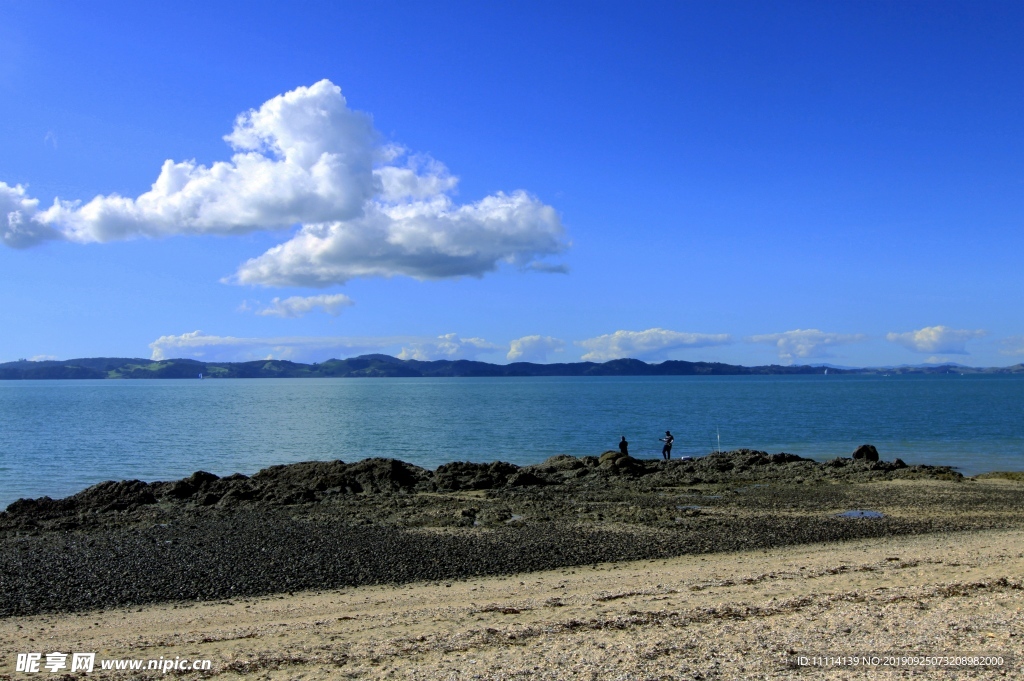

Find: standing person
<box><xmin>619</xmin><ymin>436</ymin><xmax>629</xmax><ymax>456</ymax></box>
<box><xmin>660</xmin><ymin>430</ymin><xmax>674</xmax><ymax>460</ymax></box>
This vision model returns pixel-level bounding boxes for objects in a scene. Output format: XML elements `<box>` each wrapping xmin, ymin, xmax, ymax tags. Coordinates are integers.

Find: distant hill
<box><xmin>1</xmin><ymin>355</ymin><xmax>1022</xmax><ymax>379</ymax></box>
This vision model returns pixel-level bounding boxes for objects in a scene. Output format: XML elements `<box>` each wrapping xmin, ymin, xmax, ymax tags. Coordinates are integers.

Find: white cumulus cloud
<box><xmin>748</xmin><ymin>329</ymin><xmax>867</xmax><ymax>363</ymax></box>
<box><xmin>1</xmin><ymin>182</ymin><xmax>61</xmax><ymax>248</ymax></box>
<box><xmin>2</xmin><ymin>80</ymin><xmax>568</xmax><ymax>287</ymax></box>
<box><xmin>9</xmin><ymin>81</ymin><xmax>375</xmax><ymax>246</ymax></box>
<box><xmin>507</xmin><ymin>335</ymin><xmax>565</xmax><ymax>362</ymax></box>
<box><xmin>148</xmin><ymin>330</ymin><xmax>414</xmax><ymax>363</ymax></box>
<box><xmin>232</xmin><ymin>189</ymin><xmax>565</xmax><ymax>287</ymax></box>
<box><xmin>397</xmin><ymin>333</ymin><xmax>502</xmax><ymax>361</ymax></box>
<box><xmin>575</xmin><ymin>328</ymin><xmax>732</xmax><ymax>362</ymax></box>
<box><xmin>254</xmin><ymin>293</ymin><xmax>354</xmax><ymax>318</ymax></box>
<box><xmin>886</xmin><ymin>325</ymin><xmax>986</xmax><ymax>355</ymax></box>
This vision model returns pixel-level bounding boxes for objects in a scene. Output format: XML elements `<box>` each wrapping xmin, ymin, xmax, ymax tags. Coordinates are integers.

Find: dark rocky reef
<box><xmin>1</xmin><ymin>448</ymin><xmax>956</xmax><ymax>525</ymax></box>
<box><xmin>1</xmin><ymin>449</ymin><xmax>1018</xmax><ymax>618</ymax></box>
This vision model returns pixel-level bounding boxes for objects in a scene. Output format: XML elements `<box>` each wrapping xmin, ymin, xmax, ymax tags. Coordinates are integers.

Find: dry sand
<box><xmin>2</xmin><ymin>527</ymin><xmax>1021</xmax><ymax>680</ymax></box>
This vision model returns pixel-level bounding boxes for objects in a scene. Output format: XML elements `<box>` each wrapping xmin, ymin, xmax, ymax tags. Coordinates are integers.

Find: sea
<box><xmin>1</xmin><ymin>374</ymin><xmax>1022</xmax><ymax>509</ymax></box>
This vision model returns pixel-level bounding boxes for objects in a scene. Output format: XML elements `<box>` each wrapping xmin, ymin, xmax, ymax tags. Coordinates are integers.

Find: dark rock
<box><xmin>537</xmin><ymin>455</ymin><xmax>585</xmax><ymax>472</ymax></box>
<box><xmin>54</xmin><ymin>480</ymin><xmax>159</xmax><ymax>515</ymax></box>
<box><xmin>188</xmin><ymin>471</ymin><xmax>220</xmax><ymax>486</ymax></box>
<box><xmin>344</xmin><ymin>458</ymin><xmax>429</xmax><ymax>493</ymax></box>
<box><xmin>160</xmin><ymin>470</ymin><xmax>220</xmax><ymax>500</ymax></box>
<box><xmin>433</xmin><ymin>461</ymin><xmax>518</xmax><ymax>491</ymax></box>
<box><xmin>609</xmin><ymin>456</ymin><xmax>647</xmax><ymax>476</ymax></box>
<box><xmin>4</xmin><ymin>496</ymin><xmax>61</xmax><ymax>517</ymax></box>
<box><xmin>522</xmin><ymin>455</ymin><xmax>602</xmax><ymax>485</ymax></box>
<box><xmin>162</xmin><ymin>481</ymin><xmax>195</xmax><ymax>500</ymax></box>
<box><xmin>252</xmin><ymin>459</ymin><xmax>350</xmax><ymax>488</ymax></box>
<box><xmin>252</xmin><ymin>458</ymin><xmax>430</xmax><ymax>497</ymax></box>
<box><xmin>507</xmin><ymin>471</ymin><xmax>546</xmax><ymax>487</ymax></box>
<box><xmin>702</xmin><ymin>452</ymin><xmax>736</xmax><ymax>472</ymax></box>
<box><xmin>852</xmin><ymin>444</ymin><xmax>880</xmax><ymax>462</ymax></box>
<box><xmin>741</xmin><ymin>452</ymin><xmax>771</xmax><ymax>466</ymax></box>
<box><xmin>768</xmin><ymin>453</ymin><xmax>805</xmax><ymax>464</ymax></box>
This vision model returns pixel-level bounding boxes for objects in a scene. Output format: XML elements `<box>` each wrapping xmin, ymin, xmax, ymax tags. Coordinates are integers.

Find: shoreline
<box><xmin>1</xmin><ymin>450</ymin><xmax>1020</xmax><ymax>513</ymax></box>
<box><xmin>6</xmin><ymin>432</ymin><xmax>1024</xmax><ymax>507</ymax></box>
<box><xmin>2</xmin><ymin>451</ymin><xmax>1023</xmax><ymax>620</ymax></box>
<box><xmin>2</xmin><ymin>451</ymin><xmax>1022</xmax><ymax>677</ymax></box>
<box><xmin>0</xmin><ymin>449</ymin><xmax>970</xmax><ymax>519</ymax></box>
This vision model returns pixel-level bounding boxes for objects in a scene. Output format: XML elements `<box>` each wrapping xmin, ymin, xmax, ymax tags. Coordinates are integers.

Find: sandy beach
<box><xmin>2</xmin><ymin>528</ymin><xmax>1021</xmax><ymax>679</ymax></box>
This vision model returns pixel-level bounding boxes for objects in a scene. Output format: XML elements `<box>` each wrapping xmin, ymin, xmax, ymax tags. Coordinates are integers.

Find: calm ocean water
<box><xmin>0</xmin><ymin>375</ymin><xmax>1022</xmax><ymax>508</ymax></box>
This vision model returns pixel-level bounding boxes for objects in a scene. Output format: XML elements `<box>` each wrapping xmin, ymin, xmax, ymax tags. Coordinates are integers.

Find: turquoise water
<box><xmin>0</xmin><ymin>374</ymin><xmax>1022</xmax><ymax>508</ymax></box>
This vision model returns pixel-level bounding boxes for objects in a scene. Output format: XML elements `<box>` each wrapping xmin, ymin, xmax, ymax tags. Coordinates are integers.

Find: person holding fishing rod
<box><xmin>660</xmin><ymin>430</ymin><xmax>674</xmax><ymax>460</ymax></box>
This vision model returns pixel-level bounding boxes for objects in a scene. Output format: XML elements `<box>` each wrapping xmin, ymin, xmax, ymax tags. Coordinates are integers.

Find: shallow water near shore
<box><xmin>1</xmin><ymin>374</ymin><xmax>1022</xmax><ymax>507</ymax></box>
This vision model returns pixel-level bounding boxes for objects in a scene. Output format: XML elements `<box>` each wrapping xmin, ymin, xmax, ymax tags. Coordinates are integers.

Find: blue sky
<box><xmin>1</xmin><ymin>0</ymin><xmax>1021</xmax><ymax>367</ymax></box>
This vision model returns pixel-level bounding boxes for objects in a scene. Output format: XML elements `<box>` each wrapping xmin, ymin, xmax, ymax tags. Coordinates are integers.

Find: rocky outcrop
<box><xmin>852</xmin><ymin>444</ymin><xmax>880</xmax><ymax>462</ymax></box>
<box><xmin>433</xmin><ymin>461</ymin><xmax>519</xmax><ymax>491</ymax></box>
<box><xmin>4</xmin><ymin>479</ymin><xmax>157</xmax><ymax>517</ymax></box>
<box><xmin>1</xmin><ymin>449</ymin><xmax>961</xmax><ymax>522</ymax></box>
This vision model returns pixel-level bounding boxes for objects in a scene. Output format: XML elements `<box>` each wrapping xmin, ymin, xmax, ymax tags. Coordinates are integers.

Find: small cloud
<box><xmin>524</xmin><ymin>262</ymin><xmax>569</xmax><ymax>274</ymax></box>
<box><xmin>749</xmin><ymin>329</ymin><xmax>867</xmax><ymax>364</ymax></box>
<box><xmin>575</xmin><ymin>328</ymin><xmax>732</xmax><ymax>362</ymax></box>
<box><xmin>507</xmin><ymin>335</ymin><xmax>565</xmax><ymax>362</ymax></box>
<box><xmin>886</xmin><ymin>325</ymin><xmax>985</xmax><ymax>355</ymax></box>
<box><xmin>28</xmin><ymin>354</ymin><xmax>58</xmax><ymax>361</ymax></box>
<box><xmin>998</xmin><ymin>336</ymin><xmax>1024</xmax><ymax>357</ymax></box>
<box><xmin>43</xmin><ymin>131</ymin><xmax>57</xmax><ymax>149</ymax></box>
<box><xmin>148</xmin><ymin>330</ymin><xmax>414</xmax><ymax>362</ymax></box>
<box><xmin>397</xmin><ymin>333</ymin><xmax>501</xmax><ymax>361</ymax></box>
<box><xmin>254</xmin><ymin>293</ymin><xmax>354</xmax><ymax>318</ymax></box>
